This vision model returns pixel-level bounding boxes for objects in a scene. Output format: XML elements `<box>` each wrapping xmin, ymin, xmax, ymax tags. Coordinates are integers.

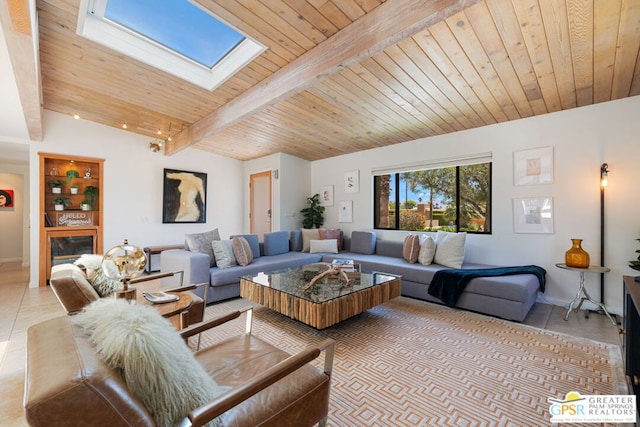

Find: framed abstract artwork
<box><xmin>513</xmin><ymin>146</ymin><xmax>553</xmax><ymax>185</ymax></box>
<box><xmin>338</xmin><ymin>200</ymin><xmax>353</xmax><ymax>223</ymax></box>
<box><xmin>320</xmin><ymin>185</ymin><xmax>334</xmax><ymax>207</ymax></box>
<box><xmin>162</xmin><ymin>168</ymin><xmax>207</xmax><ymax>223</ymax></box>
<box><xmin>513</xmin><ymin>197</ymin><xmax>554</xmax><ymax>234</ymax></box>
<box><xmin>344</xmin><ymin>170</ymin><xmax>359</xmax><ymax>193</ymax></box>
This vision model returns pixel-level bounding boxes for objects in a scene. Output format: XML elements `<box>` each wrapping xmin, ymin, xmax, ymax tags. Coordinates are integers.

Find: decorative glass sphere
<box><xmin>102</xmin><ymin>239</ymin><xmax>147</xmax><ymax>287</ymax></box>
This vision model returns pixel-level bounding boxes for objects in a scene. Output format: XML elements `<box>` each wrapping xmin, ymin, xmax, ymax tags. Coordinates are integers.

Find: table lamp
<box><xmin>102</xmin><ymin>239</ymin><xmax>147</xmax><ymax>300</ymax></box>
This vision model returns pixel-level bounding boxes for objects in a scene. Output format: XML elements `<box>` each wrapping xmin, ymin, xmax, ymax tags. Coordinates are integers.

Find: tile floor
<box><xmin>0</xmin><ymin>262</ymin><xmax>625</xmax><ymax>425</ymax></box>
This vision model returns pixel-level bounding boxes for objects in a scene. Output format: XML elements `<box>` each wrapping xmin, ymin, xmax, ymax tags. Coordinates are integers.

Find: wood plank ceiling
<box><xmin>36</xmin><ymin>0</ymin><xmax>640</xmax><ymax>161</ymax></box>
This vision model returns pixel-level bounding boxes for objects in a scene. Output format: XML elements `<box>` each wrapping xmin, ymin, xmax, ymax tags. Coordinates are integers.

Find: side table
<box><xmin>555</xmin><ymin>263</ymin><xmax>616</xmax><ymax>326</ymax></box>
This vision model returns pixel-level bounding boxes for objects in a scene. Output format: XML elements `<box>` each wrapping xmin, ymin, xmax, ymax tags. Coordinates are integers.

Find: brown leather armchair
<box><xmin>24</xmin><ymin>308</ymin><xmax>334</xmax><ymax>426</ymax></box>
<box><xmin>49</xmin><ymin>263</ymin><xmax>205</xmax><ymax>324</ymax></box>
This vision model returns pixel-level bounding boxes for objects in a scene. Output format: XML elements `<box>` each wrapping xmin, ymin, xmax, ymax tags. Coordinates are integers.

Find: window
<box><xmin>77</xmin><ymin>0</ymin><xmax>265</xmax><ymax>91</ymax></box>
<box><xmin>374</xmin><ymin>162</ymin><xmax>492</xmax><ymax>234</ymax></box>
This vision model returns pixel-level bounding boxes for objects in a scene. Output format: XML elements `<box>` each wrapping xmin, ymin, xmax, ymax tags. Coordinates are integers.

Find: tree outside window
<box><xmin>374</xmin><ymin>162</ymin><xmax>491</xmax><ymax>234</ymax></box>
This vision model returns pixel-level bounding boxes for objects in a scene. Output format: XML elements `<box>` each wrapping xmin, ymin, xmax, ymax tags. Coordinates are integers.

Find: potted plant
<box><xmin>52</xmin><ymin>197</ymin><xmax>69</xmax><ymax>211</ymax></box>
<box><xmin>70</xmin><ymin>184</ymin><xmax>79</xmax><ymax>194</ymax></box>
<box><xmin>80</xmin><ymin>200</ymin><xmax>91</xmax><ymax>211</ymax></box>
<box><xmin>48</xmin><ymin>180</ymin><xmax>64</xmax><ymax>194</ymax></box>
<box><xmin>66</xmin><ymin>169</ymin><xmax>80</xmax><ymax>185</ymax></box>
<box><xmin>630</xmin><ymin>239</ymin><xmax>640</xmax><ymax>279</ymax></box>
<box><xmin>300</xmin><ymin>193</ymin><xmax>325</xmax><ymax>228</ymax></box>
<box><xmin>84</xmin><ymin>185</ymin><xmax>98</xmax><ymax>208</ymax></box>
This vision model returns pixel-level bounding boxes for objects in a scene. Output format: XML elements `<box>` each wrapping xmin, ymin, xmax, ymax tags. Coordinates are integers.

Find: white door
<box><xmin>250</xmin><ymin>171</ymin><xmax>272</xmax><ymax>238</ymax></box>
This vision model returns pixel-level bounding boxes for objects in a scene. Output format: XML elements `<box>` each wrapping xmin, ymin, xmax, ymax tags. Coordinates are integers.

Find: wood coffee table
<box><xmin>240</xmin><ymin>263</ymin><xmax>401</xmax><ymax>329</ymax></box>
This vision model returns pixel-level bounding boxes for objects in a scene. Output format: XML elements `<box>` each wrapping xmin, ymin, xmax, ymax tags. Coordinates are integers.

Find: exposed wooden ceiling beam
<box><xmin>164</xmin><ymin>0</ymin><xmax>482</xmax><ymax>155</ymax></box>
<box><xmin>0</xmin><ymin>0</ymin><xmax>43</xmax><ymax>141</ymax></box>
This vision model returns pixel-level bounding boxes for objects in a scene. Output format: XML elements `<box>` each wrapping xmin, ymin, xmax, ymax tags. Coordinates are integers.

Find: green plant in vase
<box><xmin>48</xmin><ymin>180</ymin><xmax>64</xmax><ymax>194</ymax></box>
<box><xmin>66</xmin><ymin>169</ymin><xmax>80</xmax><ymax>185</ymax></box>
<box><xmin>84</xmin><ymin>185</ymin><xmax>98</xmax><ymax>209</ymax></box>
<box><xmin>52</xmin><ymin>197</ymin><xmax>70</xmax><ymax>211</ymax></box>
<box><xmin>80</xmin><ymin>200</ymin><xmax>91</xmax><ymax>211</ymax></box>
<box><xmin>630</xmin><ymin>239</ymin><xmax>640</xmax><ymax>278</ymax></box>
<box><xmin>300</xmin><ymin>193</ymin><xmax>325</xmax><ymax>229</ymax></box>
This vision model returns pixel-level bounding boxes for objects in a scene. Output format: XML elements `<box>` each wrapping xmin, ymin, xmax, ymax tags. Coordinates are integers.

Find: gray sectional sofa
<box><xmin>322</xmin><ymin>231</ymin><xmax>543</xmax><ymax>322</ymax></box>
<box><xmin>161</xmin><ymin>229</ymin><xmax>544</xmax><ymax>322</ymax></box>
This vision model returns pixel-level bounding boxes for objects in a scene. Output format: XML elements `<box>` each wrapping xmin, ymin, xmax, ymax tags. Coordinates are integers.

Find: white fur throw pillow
<box><xmin>434</xmin><ymin>231</ymin><xmax>467</xmax><ymax>269</ymax></box>
<box><xmin>73</xmin><ymin>299</ymin><xmax>222</xmax><ymax>427</ymax></box>
<box><xmin>74</xmin><ymin>254</ymin><xmax>122</xmax><ymax>297</ymax></box>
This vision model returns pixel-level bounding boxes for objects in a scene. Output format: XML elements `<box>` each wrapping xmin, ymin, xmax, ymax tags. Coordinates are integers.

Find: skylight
<box><xmin>77</xmin><ymin>0</ymin><xmax>266</xmax><ymax>91</ymax></box>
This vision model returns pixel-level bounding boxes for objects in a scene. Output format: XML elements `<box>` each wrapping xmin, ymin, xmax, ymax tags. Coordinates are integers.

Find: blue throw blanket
<box><xmin>428</xmin><ymin>265</ymin><xmax>546</xmax><ymax>308</ymax></box>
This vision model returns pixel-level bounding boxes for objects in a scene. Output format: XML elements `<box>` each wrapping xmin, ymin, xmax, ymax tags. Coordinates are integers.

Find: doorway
<box><xmin>250</xmin><ymin>171</ymin><xmax>272</xmax><ymax>238</ymax></box>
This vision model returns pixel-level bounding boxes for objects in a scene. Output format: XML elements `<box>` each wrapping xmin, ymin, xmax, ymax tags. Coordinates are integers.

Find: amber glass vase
<box><xmin>565</xmin><ymin>239</ymin><xmax>590</xmax><ymax>268</ymax></box>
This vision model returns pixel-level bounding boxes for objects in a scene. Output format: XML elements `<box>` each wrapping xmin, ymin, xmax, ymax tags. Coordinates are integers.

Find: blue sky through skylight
<box><xmin>105</xmin><ymin>0</ymin><xmax>245</xmax><ymax>68</ymax></box>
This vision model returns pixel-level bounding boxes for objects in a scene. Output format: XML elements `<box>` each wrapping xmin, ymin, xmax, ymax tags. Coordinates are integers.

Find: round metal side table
<box><xmin>555</xmin><ymin>263</ymin><xmax>616</xmax><ymax>326</ymax></box>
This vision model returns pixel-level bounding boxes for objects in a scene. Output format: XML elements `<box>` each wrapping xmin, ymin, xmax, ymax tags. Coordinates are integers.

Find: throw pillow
<box><xmin>301</xmin><ymin>228</ymin><xmax>320</xmax><ymax>252</ymax></box>
<box><xmin>350</xmin><ymin>231</ymin><xmax>377</xmax><ymax>255</ymax></box>
<box><xmin>185</xmin><ymin>229</ymin><xmax>221</xmax><ymax>267</ymax></box>
<box><xmin>434</xmin><ymin>231</ymin><xmax>467</xmax><ymax>269</ymax></box>
<box><xmin>402</xmin><ymin>234</ymin><xmax>420</xmax><ymax>263</ymax></box>
<box><xmin>230</xmin><ymin>234</ymin><xmax>260</xmax><ymax>259</ymax></box>
<box><xmin>309</xmin><ymin>239</ymin><xmax>338</xmax><ymax>254</ymax></box>
<box><xmin>263</xmin><ymin>231</ymin><xmax>290</xmax><ymax>256</ymax></box>
<box><xmin>211</xmin><ymin>240</ymin><xmax>237</xmax><ymax>269</ymax></box>
<box><xmin>73</xmin><ymin>299</ymin><xmax>222</xmax><ymax>427</ymax></box>
<box><xmin>319</xmin><ymin>228</ymin><xmax>342</xmax><ymax>251</ymax></box>
<box><xmin>231</xmin><ymin>236</ymin><xmax>253</xmax><ymax>266</ymax></box>
<box><xmin>74</xmin><ymin>254</ymin><xmax>122</xmax><ymax>297</ymax></box>
<box><xmin>418</xmin><ymin>235</ymin><xmax>436</xmax><ymax>265</ymax></box>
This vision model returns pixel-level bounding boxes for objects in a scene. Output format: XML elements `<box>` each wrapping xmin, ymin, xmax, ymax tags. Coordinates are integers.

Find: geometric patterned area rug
<box><xmin>198</xmin><ymin>296</ymin><xmax>628</xmax><ymax>427</ymax></box>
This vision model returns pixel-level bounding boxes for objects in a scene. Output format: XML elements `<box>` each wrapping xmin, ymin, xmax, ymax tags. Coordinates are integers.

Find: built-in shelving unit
<box><xmin>38</xmin><ymin>153</ymin><xmax>104</xmax><ymax>286</ymax></box>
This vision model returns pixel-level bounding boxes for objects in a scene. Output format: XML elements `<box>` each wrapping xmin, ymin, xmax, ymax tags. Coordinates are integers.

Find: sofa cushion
<box><xmin>402</xmin><ymin>235</ymin><xmax>420</xmax><ymax>263</ymax></box>
<box><xmin>319</xmin><ymin>228</ymin><xmax>342</xmax><ymax>251</ymax></box>
<box><xmin>211</xmin><ymin>240</ymin><xmax>237</xmax><ymax>269</ymax></box>
<box><xmin>434</xmin><ymin>231</ymin><xmax>466</xmax><ymax>269</ymax></box>
<box><xmin>310</xmin><ymin>239</ymin><xmax>338</xmax><ymax>254</ymax></box>
<box><xmin>209</xmin><ymin>252</ymin><xmax>324</xmax><ymax>287</ymax></box>
<box><xmin>232</xmin><ymin>236</ymin><xmax>254</xmax><ymax>266</ymax></box>
<box><xmin>185</xmin><ymin>229</ymin><xmax>221</xmax><ymax>267</ymax></box>
<box><xmin>301</xmin><ymin>229</ymin><xmax>320</xmax><ymax>252</ymax></box>
<box><xmin>230</xmin><ymin>234</ymin><xmax>260</xmax><ymax>259</ymax></box>
<box><xmin>350</xmin><ymin>231</ymin><xmax>376</xmax><ymax>255</ymax></box>
<box><xmin>73</xmin><ymin>299</ymin><xmax>222</xmax><ymax>427</ymax></box>
<box><xmin>418</xmin><ymin>235</ymin><xmax>436</xmax><ymax>265</ymax></box>
<box><xmin>264</xmin><ymin>231</ymin><xmax>290</xmax><ymax>256</ymax></box>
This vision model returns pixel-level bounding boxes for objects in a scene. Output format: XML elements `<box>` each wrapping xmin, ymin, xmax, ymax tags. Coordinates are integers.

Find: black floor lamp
<box><xmin>600</xmin><ymin>163</ymin><xmax>609</xmax><ymax>305</ymax></box>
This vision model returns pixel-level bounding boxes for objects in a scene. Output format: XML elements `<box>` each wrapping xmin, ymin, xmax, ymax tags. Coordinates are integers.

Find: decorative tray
<box><xmin>143</xmin><ymin>291</ymin><xmax>180</xmax><ymax>304</ymax></box>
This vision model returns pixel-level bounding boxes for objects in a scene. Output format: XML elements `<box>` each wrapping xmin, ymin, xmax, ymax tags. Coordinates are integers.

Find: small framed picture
<box><xmin>0</xmin><ymin>189</ymin><xmax>14</xmax><ymax>208</ymax></box>
<box><xmin>320</xmin><ymin>185</ymin><xmax>334</xmax><ymax>206</ymax></box>
<box><xmin>514</xmin><ymin>146</ymin><xmax>553</xmax><ymax>185</ymax></box>
<box><xmin>344</xmin><ymin>170</ymin><xmax>359</xmax><ymax>193</ymax></box>
<box><xmin>338</xmin><ymin>200</ymin><xmax>353</xmax><ymax>223</ymax></box>
<box><xmin>513</xmin><ymin>197</ymin><xmax>554</xmax><ymax>234</ymax></box>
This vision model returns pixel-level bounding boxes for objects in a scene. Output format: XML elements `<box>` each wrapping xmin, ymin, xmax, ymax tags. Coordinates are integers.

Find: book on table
<box><xmin>143</xmin><ymin>291</ymin><xmax>179</xmax><ymax>304</ymax></box>
<box><xmin>332</xmin><ymin>259</ymin><xmax>355</xmax><ymax>272</ymax></box>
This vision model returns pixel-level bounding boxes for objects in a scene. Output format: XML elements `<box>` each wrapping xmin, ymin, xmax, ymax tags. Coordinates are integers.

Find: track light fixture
<box><xmin>149</xmin><ymin>140</ymin><xmax>163</xmax><ymax>152</ymax></box>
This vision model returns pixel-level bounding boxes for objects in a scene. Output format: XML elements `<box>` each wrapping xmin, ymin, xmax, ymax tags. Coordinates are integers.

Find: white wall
<box><xmin>0</xmin><ymin>169</ymin><xmax>27</xmax><ymax>263</ymax></box>
<box><xmin>310</xmin><ymin>95</ymin><xmax>640</xmax><ymax>316</ymax></box>
<box><xmin>29</xmin><ymin>111</ymin><xmax>244</xmax><ymax>287</ymax></box>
